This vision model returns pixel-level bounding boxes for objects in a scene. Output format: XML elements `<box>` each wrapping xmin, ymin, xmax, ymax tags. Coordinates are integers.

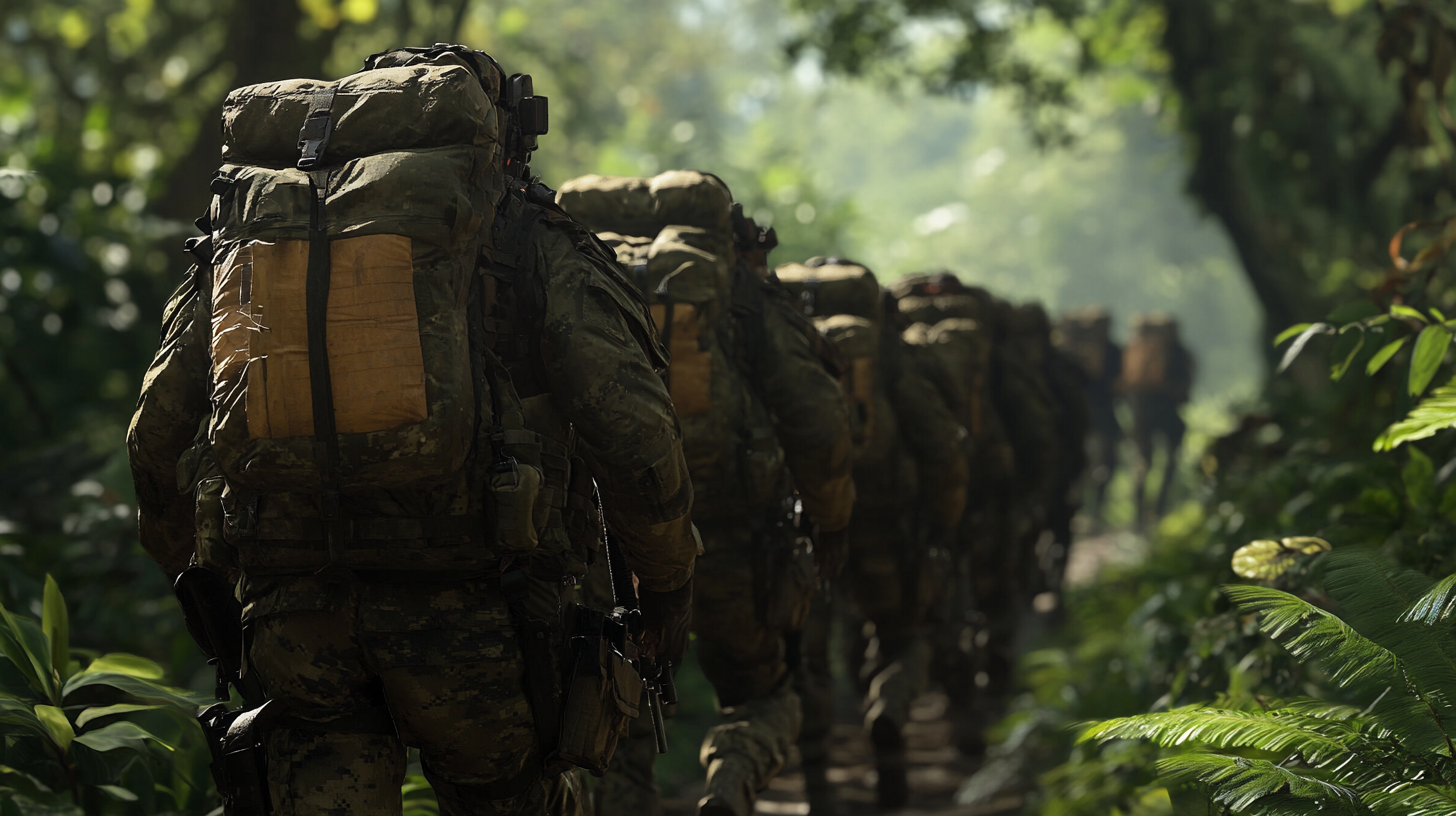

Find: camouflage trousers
<box><xmin>593</xmin><ymin>522</ymin><xmax>803</xmax><ymax>816</ymax></box>
<box><xmin>242</xmin><ymin>572</ymin><xmax>585</xmax><ymax>816</ymax></box>
<box><xmin>798</xmin><ymin>517</ymin><xmax>938</xmax><ymax>768</ymax></box>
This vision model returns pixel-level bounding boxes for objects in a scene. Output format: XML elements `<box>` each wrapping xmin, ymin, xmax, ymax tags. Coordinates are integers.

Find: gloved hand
<box><xmin>815</xmin><ymin>527</ymin><xmax>849</xmax><ymax>581</ymax></box>
<box><xmin>638</xmin><ymin>576</ymin><xmax>693</xmax><ymax>667</ymax></box>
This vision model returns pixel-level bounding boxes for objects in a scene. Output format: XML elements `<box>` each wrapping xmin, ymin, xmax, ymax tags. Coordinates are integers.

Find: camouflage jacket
<box><xmin>127</xmin><ymin>201</ymin><xmax>698</xmax><ymax>593</ymax></box>
<box><xmin>752</xmin><ymin>283</ymin><xmax>856</xmax><ymax>533</ymax></box>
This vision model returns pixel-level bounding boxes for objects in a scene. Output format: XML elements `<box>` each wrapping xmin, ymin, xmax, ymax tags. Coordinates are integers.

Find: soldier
<box><xmin>777</xmin><ymin>258</ymin><xmax>969</xmax><ymax>811</ymax></box>
<box><xmin>892</xmin><ymin>290</ymin><xmax>1011</xmax><ymax>758</ymax></box>
<box><xmin>128</xmin><ymin>46</ymin><xmax>697</xmax><ymax>816</ymax></box>
<box><xmin>1121</xmin><ymin>313</ymin><xmax>1195</xmax><ymax>528</ymax></box>
<box><xmin>1009</xmin><ymin>303</ymin><xmax>1089</xmax><ymax>606</ymax></box>
<box><xmin>1056</xmin><ymin>307</ymin><xmax>1122</xmax><ymax>526</ymax></box>
<box><xmin>557</xmin><ymin>174</ymin><xmax>855</xmax><ymax>816</ymax></box>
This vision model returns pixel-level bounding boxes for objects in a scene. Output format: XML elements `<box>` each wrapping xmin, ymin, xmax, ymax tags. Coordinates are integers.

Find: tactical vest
<box><xmin>559</xmin><ymin>171</ymin><xmax>787</xmax><ymax>520</ymax></box>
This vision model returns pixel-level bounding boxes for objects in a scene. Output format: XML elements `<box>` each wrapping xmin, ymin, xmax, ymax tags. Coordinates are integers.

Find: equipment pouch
<box><xmin>555</xmin><ymin>606</ymin><xmax>643</xmax><ymax>774</ymax></box>
<box><xmin>760</xmin><ymin>532</ymin><xmax>817</xmax><ymax>633</ymax></box>
<box><xmin>490</xmin><ymin>457</ymin><xmax>543</xmax><ymax>555</ymax></box>
<box><xmin>196</xmin><ymin>476</ymin><xmax>237</xmax><ymax>574</ymax></box>
<box><xmin>199</xmin><ymin>702</ymin><xmax>273</xmax><ymax>816</ymax></box>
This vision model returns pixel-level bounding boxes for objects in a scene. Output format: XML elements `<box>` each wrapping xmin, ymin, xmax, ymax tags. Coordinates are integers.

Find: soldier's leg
<box><xmin>594</xmin><ymin>715</ymin><xmax>662</xmax><ymax>816</ymax></box>
<box><xmin>846</xmin><ymin>520</ymin><xmax>928</xmax><ymax>808</ymax></box>
<box><xmin>794</xmin><ymin>587</ymin><xmax>838</xmax><ymax>816</ymax></box>
<box><xmin>693</xmin><ymin>523</ymin><xmax>799</xmax><ymax>816</ymax></box>
<box><xmin>1130</xmin><ymin>400</ymin><xmax>1155</xmax><ymax>529</ymax></box>
<box><xmin>366</xmin><ymin>580</ymin><xmax>576</xmax><ymax>816</ymax></box>
<box><xmin>1154</xmin><ymin>407</ymin><xmax>1187</xmax><ymax>520</ymax></box>
<box><xmin>247</xmin><ymin>604</ymin><xmax>407</xmax><ymax>816</ymax></box>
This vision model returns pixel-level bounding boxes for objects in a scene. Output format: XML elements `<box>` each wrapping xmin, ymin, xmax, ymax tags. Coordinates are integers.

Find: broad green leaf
<box><xmin>80</xmin><ymin>654</ymin><xmax>164</xmax><ymax>681</ymax></box>
<box><xmin>1393</xmin><ymin>304</ymin><xmax>1430</xmax><ymax>323</ymax></box>
<box><xmin>39</xmin><ymin>577</ymin><xmax>67</xmax><ymax>685</ymax></box>
<box><xmin>1376</xmin><ymin>376</ymin><xmax>1456</xmax><ymax>451</ymax></box>
<box><xmin>1434</xmin><ymin>306</ymin><xmax>1450</xmax><ymax>323</ymax></box>
<box><xmin>94</xmin><ymin>785</ymin><xmax>138</xmax><ymax>802</ymax></box>
<box><xmin>0</xmin><ymin>605</ymin><xmax>55</xmax><ymax>704</ymax></box>
<box><xmin>1274</xmin><ymin>323</ymin><xmax>1314</xmax><ymax>346</ymax></box>
<box><xmin>72</xmin><ymin>720</ymin><xmax>173</xmax><ymax>753</ymax></box>
<box><xmin>1367</xmin><ymin>337</ymin><xmax>1408</xmax><ymax>376</ymax></box>
<box><xmin>32</xmin><ymin>706</ymin><xmax>72</xmax><ymax>753</ymax></box>
<box><xmin>61</xmin><ymin>673</ymin><xmax>205</xmax><ymax>709</ymax></box>
<box><xmin>1277</xmin><ymin>323</ymin><xmax>1333</xmax><ymax>375</ymax></box>
<box><xmin>1410</xmin><ymin>324</ymin><xmax>1453</xmax><ymax>396</ymax></box>
<box><xmin>74</xmin><ymin>704</ymin><xmax>163</xmax><ymax>729</ymax></box>
<box><xmin>1231</xmin><ymin>538</ymin><xmax>1331</xmax><ymax>580</ymax></box>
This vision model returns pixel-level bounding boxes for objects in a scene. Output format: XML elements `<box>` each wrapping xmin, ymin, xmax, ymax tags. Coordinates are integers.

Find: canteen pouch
<box><xmin>759</xmin><ymin>526</ymin><xmax>818</xmax><ymax>633</ymax></box>
<box><xmin>489</xmin><ymin>457</ymin><xmax>544</xmax><ymax>555</ymax></box>
<box><xmin>555</xmin><ymin>606</ymin><xmax>643</xmax><ymax>774</ymax></box>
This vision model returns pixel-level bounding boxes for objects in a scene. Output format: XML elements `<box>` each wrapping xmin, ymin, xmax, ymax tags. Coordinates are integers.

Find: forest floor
<box><xmin>659</xmin><ymin>528</ymin><xmax>1143</xmax><ymax>816</ymax></box>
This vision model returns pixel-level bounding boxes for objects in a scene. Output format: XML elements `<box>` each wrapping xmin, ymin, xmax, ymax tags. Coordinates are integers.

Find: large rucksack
<box><xmin>558</xmin><ymin>171</ymin><xmax>786</xmax><ymax>516</ymax></box>
<box><xmin>1120</xmin><ymin>314</ymin><xmax>1190</xmax><ymax>395</ymax></box>
<box><xmin>204</xmin><ymin>46</ymin><xmax>531</xmax><ymax>494</ymax></box>
<box><xmin>774</xmin><ymin>257</ymin><xmax>882</xmax><ymax>321</ymax></box>
<box><xmin>1056</xmin><ymin>307</ymin><xmax>1114</xmax><ymax>382</ymax></box>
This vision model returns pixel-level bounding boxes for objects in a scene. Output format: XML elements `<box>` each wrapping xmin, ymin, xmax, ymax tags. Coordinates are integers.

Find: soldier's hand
<box><xmin>816</xmin><ymin>527</ymin><xmax>849</xmax><ymax>581</ymax></box>
<box><xmin>638</xmin><ymin>577</ymin><xmax>693</xmax><ymax>666</ymax></box>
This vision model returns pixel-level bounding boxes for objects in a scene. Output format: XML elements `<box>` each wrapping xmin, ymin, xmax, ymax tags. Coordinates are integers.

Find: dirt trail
<box><xmin>658</xmin><ymin>529</ymin><xmax>1143</xmax><ymax>816</ymax></box>
<box><xmin>663</xmin><ymin>692</ymin><xmax>1017</xmax><ymax>816</ymax></box>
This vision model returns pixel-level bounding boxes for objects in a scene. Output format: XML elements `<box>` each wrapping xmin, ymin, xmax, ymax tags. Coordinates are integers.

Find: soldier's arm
<box><xmin>756</xmin><ymin>292</ymin><xmax>856</xmax><ymax>532</ymax></box>
<box><xmin>127</xmin><ymin>270</ymin><xmax>210</xmax><ymax>579</ymax></box>
<box><xmin>534</xmin><ymin>223</ymin><xmax>697</xmax><ymax>593</ymax></box>
<box><xmin>893</xmin><ymin>350</ymin><xmax>970</xmax><ymax>532</ymax></box>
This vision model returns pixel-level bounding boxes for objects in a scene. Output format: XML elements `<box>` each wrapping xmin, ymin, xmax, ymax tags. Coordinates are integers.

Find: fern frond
<box><xmin>1159</xmin><ymin>753</ymin><xmax>1366</xmax><ymax>814</ymax></box>
<box><xmin>1321</xmin><ymin>550</ymin><xmax>1456</xmax><ymax>746</ymax></box>
<box><xmin>1224</xmin><ymin>583</ymin><xmax>1454</xmax><ymax>753</ymax></box>
<box><xmin>1274</xmin><ymin>698</ymin><xmax>1364</xmax><ymax>721</ymax></box>
<box><xmin>1401</xmin><ymin>573</ymin><xmax>1456</xmax><ymax>626</ymax></box>
<box><xmin>1223</xmin><ymin>585</ymin><xmax>1403</xmax><ymax>688</ymax></box>
<box><xmin>1363</xmin><ymin>784</ymin><xmax>1456</xmax><ymax>816</ymax></box>
<box><xmin>1081</xmin><ymin>707</ymin><xmax>1350</xmax><ymax>762</ymax></box>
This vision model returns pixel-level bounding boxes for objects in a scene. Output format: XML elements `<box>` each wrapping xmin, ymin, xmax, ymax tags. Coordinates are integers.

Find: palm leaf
<box><xmin>1081</xmin><ymin>706</ymin><xmax>1351</xmax><ymax>762</ymax></box>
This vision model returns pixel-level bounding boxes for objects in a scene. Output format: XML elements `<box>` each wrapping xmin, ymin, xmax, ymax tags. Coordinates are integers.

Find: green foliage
<box><xmin>1082</xmin><ymin>549</ymin><xmax>1456</xmax><ymax>814</ymax></box>
<box><xmin>0</xmin><ymin>577</ymin><xmax>212</xmax><ymax>815</ymax></box>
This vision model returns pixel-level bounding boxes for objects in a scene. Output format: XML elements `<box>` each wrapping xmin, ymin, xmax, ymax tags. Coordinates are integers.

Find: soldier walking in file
<box><xmin>1056</xmin><ymin>307</ymin><xmax>1122</xmax><ymax>526</ymax></box>
<box><xmin>558</xmin><ymin>172</ymin><xmax>855</xmax><ymax>816</ymax></box>
<box><xmin>778</xmin><ymin>258</ymin><xmax>969</xmax><ymax>812</ymax></box>
<box><xmin>1121</xmin><ymin>313</ymin><xmax>1196</xmax><ymax>528</ymax></box>
<box><xmin>129</xmin><ymin>45</ymin><xmax>698</xmax><ymax>816</ymax></box>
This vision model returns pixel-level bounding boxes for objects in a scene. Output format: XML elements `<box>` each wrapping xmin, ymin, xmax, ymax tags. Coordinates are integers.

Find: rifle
<box><xmin>601</xmin><ymin>519</ymin><xmax>674</xmax><ymax>753</ymax></box>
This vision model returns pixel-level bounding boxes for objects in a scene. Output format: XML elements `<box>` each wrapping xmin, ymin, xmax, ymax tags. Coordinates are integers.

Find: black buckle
<box><xmin>296</xmin><ymin>114</ymin><xmax>333</xmax><ymax>170</ymax></box>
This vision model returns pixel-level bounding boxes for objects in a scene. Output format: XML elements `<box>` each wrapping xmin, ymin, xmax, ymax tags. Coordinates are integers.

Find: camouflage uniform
<box><xmin>560</xmin><ymin>177</ymin><xmax>855</xmax><ymax>816</ymax></box>
<box><xmin>778</xmin><ymin>262</ymin><xmax>968</xmax><ymax>811</ymax></box>
<box><xmin>689</xmin><ymin>279</ymin><xmax>854</xmax><ymax>816</ymax></box>
<box><xmin>1056</xmin><ymin>309</ymin><xmax>1123</xmax><ymax>523</ymax></box>
<box><xmin>129</xmin><ymin>190</ymin><xmax>697</xmax><ymax>816</ymax></box>
<box><xmin>1123</xmin><ymin>314</ymin><xmax>1195</xmax><ymax>526</ymax></box>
